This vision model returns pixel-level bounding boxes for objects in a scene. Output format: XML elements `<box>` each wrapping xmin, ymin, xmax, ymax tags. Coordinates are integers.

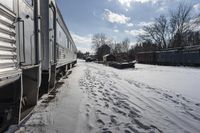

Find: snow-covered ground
<box><xmin>7</xmin><ymin>60</ymin><xmax>200</xmax><ymax>133</ymax></box>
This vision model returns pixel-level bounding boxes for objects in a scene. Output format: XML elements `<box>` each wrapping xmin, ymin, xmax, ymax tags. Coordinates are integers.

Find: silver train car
<box><xmin>0</xmin><ymin>0</ymin><xmax>77</xmax><ymax>131</ymax></box>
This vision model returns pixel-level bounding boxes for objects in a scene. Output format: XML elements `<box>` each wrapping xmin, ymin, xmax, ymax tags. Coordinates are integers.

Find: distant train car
<box><xmin>157</xmin><ymin>50</ymin><xmax>181</xmax><ymax>65</ymax></box>
<box><xmin>181</xmin><ymin>48</ymin><xmax>200</xmax><ymax>66</ymax></box>
<box><xmin>136</xmin><ymin>46</ymin><xmax>200</xmax><ymax>66</ymax></box>
<box><xmin>136</xmin><ymin>51</ymin><xmax>157</xmax><ymax>64</ymax></box>
<box><xmin>0</xmin><ymin>0</ymin><xmax>77</xmax><ymax>131</ymax></box>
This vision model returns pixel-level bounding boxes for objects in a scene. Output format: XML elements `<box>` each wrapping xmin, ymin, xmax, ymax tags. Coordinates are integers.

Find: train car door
<box><xmin>49</xmin><ymin>3</ymin><xmax>56</xmax><ymax>89</ymax></box>
<box><xmin>18</xmin><ymin>0</ymin><xmax>41</xmax><ymax>121</ymax></box>
<box><xmin>18</xmin><ymin>0</ymin><xmax>35</xmax><ymax>65</ymax></box>
<box><xmin>49</xmin><ymin>4</ymin><xmax>56</xmax><ymax>64</ymax></box>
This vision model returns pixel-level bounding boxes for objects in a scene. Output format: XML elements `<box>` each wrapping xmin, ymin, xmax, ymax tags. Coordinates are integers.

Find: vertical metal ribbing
<box><xmin>0</xmin><ymin>3</ymin><xmax>18</xmax><ymax>77</ymax></box>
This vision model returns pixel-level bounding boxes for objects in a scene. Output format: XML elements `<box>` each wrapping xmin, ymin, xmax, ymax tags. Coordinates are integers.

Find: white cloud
<box><xmin>71</xmin><ymin>33</ymin><xmax>92</xmax><ymax>46</ymax></box>
<box><xmin>77</xmin><ymin>47</ymin><xmax>93</xmax><ymax>53</ymax></box>
<box><xmin>127</xmin><ymin>23</ymin><xmax>134</xmax><ymax>27</ymax></box>
<box><xmin>114</xmin><ymin>29</ymin><xmax>119</xmax><ymax>32</ymax></box>
<box><xmin>117</xmin><ymin>0</ymin><xmax>160</xmax><ymax>7</ymax></box>
<box><xmin>130</xmin><ymin>41</ymin><xmax>137</xmax><ymax>46</ymax></box>
<box><xmin>104</xmin><ymin>9</ymin><xmax>131</xmax><ymax>24</ymax></box>
<box><xmin>156</xmin><ymin>3</ymin><xmax>168</xmax><ymax>13</ymax></box>
<box><xmin>125</xmin><ymin>8</ymin><xmax>129</xmax><ymax>12</ymax></box>
<box><xmin>137</xmin><ymin>21</ymin><xmax>154</xmax><ymax>27</ymax></box>
<box><xmin>71</xmin><ymin>33</ymin><xmax>93</xmax><ymax>53</ymax></box>
<box><xmin>118</xmin><ymin>0</ymin><xmax>132</xmax><ymax>7</ymax></box>
<box><xmin>193</xmin><ymin>3</ymin><xmax>200</xmax><ymax>12</ymax></box>
<box><xmin>125</xmin><ymin>29</ymin><xmax>145</xmax><ymax>36</ymax></box>
<box><xmin>134</xmin><ymin>0</ymin><xmax>159</xmax><ymax>3</ymax></box>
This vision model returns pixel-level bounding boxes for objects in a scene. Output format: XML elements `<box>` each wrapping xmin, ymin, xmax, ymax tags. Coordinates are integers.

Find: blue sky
<box><xmin>57</xmin><ymin>0</ymin><xmax>200</xmax><ymax>52</ymax></box>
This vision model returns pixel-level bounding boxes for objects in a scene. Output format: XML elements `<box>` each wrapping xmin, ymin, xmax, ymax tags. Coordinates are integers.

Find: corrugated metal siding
<box><xmin>57</xmin><ymin>45</ymin><xmax>68</xmax><ymax>67</ymax></box>
<box><xmin>56</xmin><ymin>44</ymin><xmax>76</xmax><ymax>68</ymax></box>
<box><xmin>0</xmin><ymin>3</ymin><xmax>20</xmax><ymax>79</ymax></box>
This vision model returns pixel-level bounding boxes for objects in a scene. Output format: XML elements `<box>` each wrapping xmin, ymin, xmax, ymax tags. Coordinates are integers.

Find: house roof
<box><xmin>103</xmin><ymin>54</ymin><xmax>115</xmax><ymax>58</ymax></box>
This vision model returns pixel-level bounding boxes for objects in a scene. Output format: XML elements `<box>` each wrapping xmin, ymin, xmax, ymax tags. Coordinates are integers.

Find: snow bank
<box><xmin>120</xmin><ymin>64</ymin><xmax>200</xmax><ymax>101</ymax></box>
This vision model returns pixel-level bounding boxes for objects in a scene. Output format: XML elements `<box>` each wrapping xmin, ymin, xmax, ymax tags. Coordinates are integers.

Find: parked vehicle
<box><xmin>0</xmin><ymin>0</ymin><xmax>77</xmax><ymax>131</ymax></box>
<box><xmin>85</xmin><ymin>57</ymin><xmax>95</xmax><ymax>62</ymax></box>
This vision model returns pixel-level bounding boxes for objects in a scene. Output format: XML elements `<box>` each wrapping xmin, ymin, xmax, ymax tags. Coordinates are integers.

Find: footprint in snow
<box><xmin>96</xmin><ymin>110</ymin><xmax>108</xmax><ymax>116</ymax></box>
<box><xmin>112</xmin><ymin>107</ymin><xmax>127</xmax><ymax>116</ymax></box>
<box><xmin>101</xmin><ymin>130</ymin><xmax>112</xmax><ymax>133</ymax></box>
<box><xmin>104</xmin><ymin>102</ymin><xmax>109</xmax><ymax>108</ymax></box>
<box><xmin>86</xmin><ymin>104</ymin><xmax>91</xmax><ymax>108</ymax></box>
<box><xmin>195</xmin><ymin>103</ymin><xmax>200</xmax><ymax>107</ymax></box>
<box><xmin>124</xmin><ymin>130</ymin><xmax>132</xmax><ymax>133</ymax></box>
<box><xmin>96</xmin><ymin>119</ymin><xmax>105</xmax><ymax>128</ymax></box>
<box><xmin>110</xmin><ymin>115</ymin><xmax>117</xmax><ymax>125</ymax></box>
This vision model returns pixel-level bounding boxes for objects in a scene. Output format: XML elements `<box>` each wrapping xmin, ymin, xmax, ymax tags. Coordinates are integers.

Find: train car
<box><xmin>136</xmin><ymin>46</ymin><xmax>200</xmax><ymax>66</ymax></box>
<box><xmin>55</xmin><ymin>7</ymin><xmax>77</xmax><ymax>79</ymax></box>
<box><xmin>136</xmin><ymin>51</ymin><xmax>157</xmax><ymax>64</ymax></box>
<box><xmin>0</xmin><ymin>0</ymin><xmax>41</xmax><ymax>131</ymax></box>
<box><xmin>181</xmin><ymin>47</ymin><xmax>200</xmax><ymax>66</ymax></box>
<box><xmin>157</xmin><ymin>50</ymin><xmax>181</xmax><ymax>65</ymax></box>
<box><xmin>39</xmin><ymin>0</ymin><xmax>77</xmax><ymax>96</ymax></box>
<box><xmin>0</xmin><ymin>0</ymin><xmax>77</xmax><ymax>131</ymax></box>
<box><xmin>157</xmin><ymin>47</ymin><xmax>200</xmax><ymax>66</ymax></box>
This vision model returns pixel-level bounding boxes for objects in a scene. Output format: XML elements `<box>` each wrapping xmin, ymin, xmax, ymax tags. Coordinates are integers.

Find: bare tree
<box><xmin>140</xmin><ymin>15</ymin><xmax>169</xmax><ymax>48</ymax></box>
<box><xmin>111</xmin><ymin>38</ymin><xmax>130</xmax><ymax>54</ymax></box>
<box><xmin>121</xmin><ymin>38</ymin><xmax>130</xmax><ymax>53</ymax></box>
<box><xmin>191</xmin><ymin>14</ymin><xmax>200</xmax><ymax>30</ymax></box>
<box><xmin>113</xmin><ymin>43</ymin><xmax>122</xmax><ymax>54</ymax></box>
<box><xmin>92</xmin><ymin>33</ymin><xmax>114</xmax><ymax>60</ymax></box>
<box><xmin>92</xmin><ymin>33</ymin><xmax>107</xmax><ymax>52</ymax></box>
<box><xmin>169</xmin><ymin>3</ymin><xmax>193</xmax><ymax>47</ymax></box>
<box><xmin>196</xmin><ymin>14</ymin><xmax>200</xmax><ymax>25</ymax></box>
<box><xmin>154</xmin><ymin>15</ymin><xmax>169</xmax><ymax>48</ymax></box>
<box><xmin>139</xmin><ymin>3</ymin><xmax>195</xmax><ymax>48</ymax></box>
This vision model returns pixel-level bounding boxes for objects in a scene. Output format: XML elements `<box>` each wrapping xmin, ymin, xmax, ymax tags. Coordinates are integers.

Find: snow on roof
<box><xmin>103</xmin><ymin>54</ymin><xmax>110</xmax><ymax>57</ymax></box>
